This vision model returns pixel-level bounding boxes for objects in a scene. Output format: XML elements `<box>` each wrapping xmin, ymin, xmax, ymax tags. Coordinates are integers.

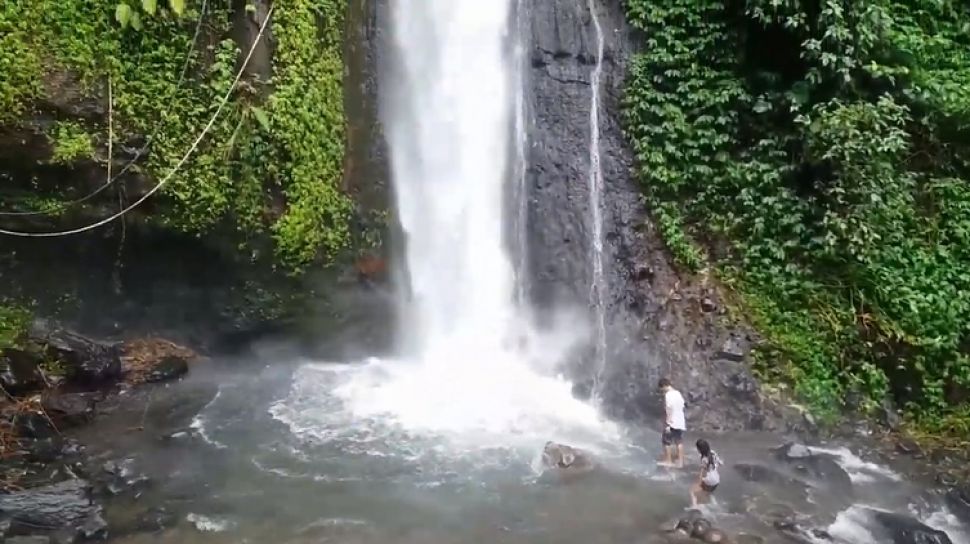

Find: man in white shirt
<box><xmin>658</xmin><ymin>377</ymin><xmax>686</xmax><ymax>468</ymax></box>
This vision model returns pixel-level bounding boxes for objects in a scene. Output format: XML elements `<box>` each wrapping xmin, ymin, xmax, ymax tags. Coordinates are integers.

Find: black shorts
<box><xmin>700</xmin><ymin>482</ymin><xmax>718</xmax><ymax>493</ymax></box>
<box><xmin>661</xmin><ymin>427</ymin><xmax>684</xmax><ymax>446</ymax></box>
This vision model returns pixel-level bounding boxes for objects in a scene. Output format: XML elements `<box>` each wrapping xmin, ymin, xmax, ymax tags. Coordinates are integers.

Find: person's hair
<box><xmin>658</xmin><ymin>377</ymin><xmax>671</xmax><ymax>389</ymax></box>
<box><xmin>696</xmin><ymin>438</ymin><xmax>711</xmax><ymax>457</ymax></box>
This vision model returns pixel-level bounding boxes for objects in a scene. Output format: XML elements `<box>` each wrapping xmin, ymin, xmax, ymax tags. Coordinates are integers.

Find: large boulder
<box><xmin>120</xmin><ymin>338</ymin><xmax>199</xmax><ymax>384</ymax></box>
<box><xmin>0</xmin><ymin>478</ymin><xmax>106</xmax><ymax>539</ymax></box>
<box><xmin>945</xmin><ymin>485</ymin><xmax>970</xmax><ymax>524</ymax></box>
<box><xmin>41</xmin><ymin>391</ymin><xmax>99</xmax><ymax>428</ymax></box>
<box><xmin>868</xmin><ymin>509</ymin><xmax>953</xmax><ymax>544</ymax></box>
<box><xmin>29</xmin><ymin>321</ymin><xmax>121</xmax><ymax>385</ymax></box>
<box><xmin>0</xmin><ymin>348</ymin><xmax>45</xmax><ymax>395</ymax></box>
<box><xmin>771</xmin><ymin>442</ymin><xmax>853</xmax><ymax>492</ymax></box>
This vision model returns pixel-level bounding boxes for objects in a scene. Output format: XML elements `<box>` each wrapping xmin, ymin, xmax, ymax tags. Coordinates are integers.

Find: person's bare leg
<box><xmin>662</xmin><ymin>445</ymin><xmax>673</xmax><ymax>465</ymax></box>
<box><xmin>676</xmin><ymin>443</ymin><xmax>685</xmax><ymax>468</ymax></box>
<box><xmin>689</xmin><ymin>483</ymin><xmax>700</xmax><ymax>507</ymax></box>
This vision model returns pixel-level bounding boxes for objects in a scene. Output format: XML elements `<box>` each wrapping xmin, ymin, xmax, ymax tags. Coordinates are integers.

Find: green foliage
<box><xmin>0</xmin><ymin>1</ymin><xmax>43</xmax><ymax>119</ymax></box>
<box><xmin>1</xmin><ymin>0</ymin><xmax>351</xmax><ymax>271</ymax></box>
<box><xmin>623</xmin><ymin>0</ymin><xmax>970</xmax><ymax>431</ymax></box>
<box><xmin>0</xmin><ymin>303</ymin><xmax>30</xmax><ymax>352</ymax></box>
<box><xmin>48</xmin><ymin>121</ymin><xmax>95</xmax><ymax>164</ymax></box>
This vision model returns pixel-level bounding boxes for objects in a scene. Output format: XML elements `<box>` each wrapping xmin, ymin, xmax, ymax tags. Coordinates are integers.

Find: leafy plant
<box><xmin>48</xmin><ymin>121</ymin><xmax>95</xmax><ymax>164</ymax></box>
<box><xmin>623</xmin><ymin>0</ymin><xmax>970</xmax><ymax>433</ymax></box>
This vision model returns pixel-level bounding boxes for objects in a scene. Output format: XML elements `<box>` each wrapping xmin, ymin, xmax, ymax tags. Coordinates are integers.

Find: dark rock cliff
<box><xmin>523</xmin><ymin>0</ymin><xmax>782</xmax><ymax>432</ymax></box>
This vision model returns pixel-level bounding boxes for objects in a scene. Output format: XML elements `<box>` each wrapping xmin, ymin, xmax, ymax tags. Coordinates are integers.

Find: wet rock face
<box><xmin>0</xmin><ymin>479</ymin><xmax>106</xmax><ymax>539</ymax></box>
<box><xmin>867</xmin><ymin>509</ymin><xmax>953</xmax><ymax>544</ymax></box>
<box><xmin>523</xmin><ymin>0</ymin><xmax>774</xmax><ymax>431</ymax></box>
<box><xmin>30</xmin><ymin>320</ymin><xmax>121</xmax><ymax>385</ymax></box>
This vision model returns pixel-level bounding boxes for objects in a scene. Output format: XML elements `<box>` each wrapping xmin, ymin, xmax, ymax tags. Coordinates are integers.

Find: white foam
<box><xmin>827</xmin><ymin>506</ymin><xmax>878</xmax><ymax>543</ymax></box>
<box><xmin>190</xmin><ymin>389</ymin><xmax>228</xmax><ymax>450</ymax></box>
<box><xmin>187</xmin><ymin>513</ymin><xmax>233</xmax><ymax>533</ymax></box>
<box><xmin>809</xmin><ymin>446</ymin><xmax>900</xmax><ymax>483</ymax></box>
<box><xmin>922</xmin><ymin>506</ymin><xmax>969</xmax><ymax>544</ymax></box>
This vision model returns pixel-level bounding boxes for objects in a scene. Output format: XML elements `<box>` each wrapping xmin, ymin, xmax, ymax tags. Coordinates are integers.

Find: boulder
<box><xmin>868</xmin><ymin>509</ymin><xmax>953</xmax><ymax>544</ymax></box>
<box><xmin>771</xmin><ymin>443</ymin><xmax>852</xmax><ymax>491</ymax></box>
<box><xmin>144</xmin><ymin>356</ymin><xmax>189</xmax><ymax>383</ymax></box>
<box><xmin>14</xmin><ymin>412</ymin><xmax>58</xmax><ymax>440</ymax></box>
<box><xmin>120</xmin><ymin>338</ymin><xmax>199</xmax><ymax>384</ymax></box>
<box><xmin>540</xmin><ymin>442</ymin><xmax>595</xmax><ymax>473</ymax></box>
<box><xmin>30</xmin><ymin>322</ymin><xmax>121</xmax><ymax>385</ymax></box>
<box><xmin>0</xmin><ymin>479</ymin><xmax>104</xmax><ymax>537</ymax></box>
<box><xmin>945</xmin><ymin>485</ymin><xmax>970</xmax><ymax>524</ymax></box>
<box><xmin>0</xmin><ymin>348</ymin><xmax>45</xmax><ymax>394</ymax></box>
<box><xmin>734</xmin><ymin>463</ymin><xmax>795</xmax><ymax>484</ymax></box>
<box><xmin>41</xmin><ymin>392</ymin><xmax>98</xmax><ymax>428</ymax></box>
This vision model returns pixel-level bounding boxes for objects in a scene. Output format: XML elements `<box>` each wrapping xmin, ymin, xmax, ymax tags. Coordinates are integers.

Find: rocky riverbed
<box><xmin>2</xmin><ymin>332</ymin><xmax>967</xmax><ymax>544</ymax></box>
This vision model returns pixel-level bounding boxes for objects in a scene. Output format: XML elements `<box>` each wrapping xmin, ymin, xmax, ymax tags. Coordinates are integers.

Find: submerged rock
<box><xmin>771</xmin><ymin>443</ymin><xmax>852</xmax><ymax>491</ymax></box>
<box><xmin>540</xmin><ymin>442</ymin><xmax>595</xmax><ymax>474</ymax></box>
<box><xmin>868</xmin><ymin>509</ymin><xmax>953</xmax><ymax>544</ymax></box>
<box><xmin>946</xmin><ymin>485</ymin><xmax>970</xmax><ymax>524</ymax></box>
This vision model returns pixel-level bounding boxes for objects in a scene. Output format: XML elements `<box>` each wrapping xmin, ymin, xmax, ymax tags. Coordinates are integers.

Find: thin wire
<box><xmin>0</xmin><ymin>0</ymin><xmax>210</xmax><ymax>217</ymax></box>
<box><xmin>0</xmin><ymin>5</ymin><xmax>274</xmax><ymax>238</ymax></box>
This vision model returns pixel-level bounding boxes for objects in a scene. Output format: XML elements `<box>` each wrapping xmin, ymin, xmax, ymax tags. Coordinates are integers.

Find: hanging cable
<box><xmin>0</xmin><ymin>0</ymin><xmax>210</xmax><ymax>217</ymax></box>
<box><xmin>0</xmin><ymin>5</ymin><xmax>274</xmax><ymax>238</ymax></box>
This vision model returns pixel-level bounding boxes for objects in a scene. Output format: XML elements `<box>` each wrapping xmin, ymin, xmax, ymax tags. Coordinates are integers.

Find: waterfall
<box><xmin>305</xmin><ymin>0</ymin><xmax>615</xmax><ymax>446</ymax></box>
<box><xmin>511</xmin><ymin>0</ymin><xmax>532</xmax><ymax>304</ymax></box>
<box><xmin>586</xmin><ymin>0</ymin><xmax>609</xmax><ymax>391</ymax></box>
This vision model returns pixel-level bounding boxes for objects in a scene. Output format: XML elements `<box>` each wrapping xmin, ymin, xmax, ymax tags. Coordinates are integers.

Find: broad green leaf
<box><xmin>130</xmin><ymin>11</ymin><xmax>143</xmax><ymax>30</ymax></box>
<box><xmin>142</xmin><ymin>0</ymin><xmax>157</xmax><ymax>16</ymax></box>
<box><xmin>115</xmin><ymin>3</ymin><xmax>133</xmax><ymax>27</ymax></box>
<box><xmin>251</xmin><ymin>107</ymin><xmax>271</xmax><ymax>132</ymax></box>
<box><xmin>169</xmin><ymin>0</ymin><xmax>185</xmax><ymax>16</ymax></box>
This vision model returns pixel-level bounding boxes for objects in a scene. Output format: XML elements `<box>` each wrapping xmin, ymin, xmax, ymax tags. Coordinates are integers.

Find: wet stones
<box><xmin>41</xmin><ymin>392</ymin><xmax>98</xmax><ymax>428</ymax></box>
<box><xmin>771</xmin><ymin>442</ymin><xmax>852</xmax><ymax>492</ymax></box>
<box><xmin>867</xmin><ymin>509</ymin><xmax>953</xmax><ymax>544</ymax></box>
<box><xmin>945</xmin><ymin>485</ymin><xmax>970</xmax><ymax>524</ymax></box>
<box><xmin>661</xmin><ymin>510</ymin><xmax>733</xmax><ymax>543</ymax></box>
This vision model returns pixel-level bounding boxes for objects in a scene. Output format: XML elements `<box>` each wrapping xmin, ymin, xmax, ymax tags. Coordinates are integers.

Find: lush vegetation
<box><xmin>623</xmin><ymin>0</ymin><xmax>970</xmax><ymax>432</ymax></box>
<box><xmin>0</xmin><ymin>0</ymin><xmax>351</xmax><ymax>271</ymax></box>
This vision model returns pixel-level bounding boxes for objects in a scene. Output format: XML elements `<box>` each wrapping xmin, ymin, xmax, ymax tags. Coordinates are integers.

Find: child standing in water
<box><xmin>690</xmin><ymin>439</ymin><xmax>722</xmax><ymax>507</ymax></box>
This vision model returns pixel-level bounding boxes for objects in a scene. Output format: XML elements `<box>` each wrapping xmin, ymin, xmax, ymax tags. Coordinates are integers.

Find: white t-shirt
<box><xmin>702</xmin><ymin>452</ymin><xmax>722</xmax><ymax>486</ymax></box>
<box><xmin>665</xmin><ymin>388</ymin><xmax>686</xmax><ymax>430</ymax></box>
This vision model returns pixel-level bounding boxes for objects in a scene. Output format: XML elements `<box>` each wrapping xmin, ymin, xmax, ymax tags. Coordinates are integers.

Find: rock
<box><xmin>30</xmin><ymin>322</ymin><xmax>121</xmax><ymax>385</ymax></box>
<box><xmin>6</xmin><ymin>537</ymin><xmax>53</xmax><ymax>544</ymax></box>
<box><xmin>15</xmin><ymin>412</ymin><xmax>58</xmax><ymax>440</ymax></box>
<box><xmin>869</xmin><ymin>509</ymin><xmax>953</xmax><ymax>544</ymax></box>
<box><xmin>880</xmin><ymin>398</ymin><xmax>903</xmax><ymax>431</ymax></box>
<box><xmin>725</xmin><ymin>371</ymin><xmax>759</xmax><ymax>401</ymax></box>
<box><xmin>0</xmin><ymin>348</ymin><xmax>45</xmax><ymax>394</ymax></box>
<box><xmin>773</xmin><ymin>442</ymin><xmax>813</xmax><ymax>461</ymax></box>
<box><xmin>78</xmin><ymin>512</ymin><xmax>108</xmax><ymax>540</ymax></box>
<box><xmin>734</xmin><ymin>463</ymin><xmax>793</xmax><ymax>484</ymax></box>
<box><xmin>936</xmin><ymin>473</ymin><xmax>958</xmax><ymax>487</ymax></box>
<box><xmin>0</xmin><ymin>479</ymin><xmax>100</xmax><ymax>533</ymax></box>
<box><xmin>771</xmin><ymin>443</ymin><xmax>852</xmax><ymax>491</ymax></box>
<box><xmin>700</xmin><ymin>298</ymin><xmax>717</xmax><ymax>312</ymax></box>
<box><xmin>735</xmin><ymin>534</ymin><xmax>765</xmax><ymax>544</ymax></box>
<box><xmin>24</xmin><ymin>437</ymin><xmax>67</xmax><ymax>463</ymax></box>
<box><xmin>659</xmin><ymin>517</ymin><xmax>681</xmax><ymax>532</ymax></box>
<box><xmin>41</xmin><ymin>392</ymin><xmax>98</xmax><ymax>427</ymax></box>
<box><xmin>945</xmin><ymin>485</ymin><xmax>970</xmax><ymax>524</ymax></box>
<box><xmin>713</xmin><ymin>335</ymin><xmax>748</xmax><ymax>363</ymax></box>
<box><xmin>144</xmin><ymin>355</ymin><xmax>189</xmax><ymax>383</ymax></box>
<box><xmin>703</xmin><ymin>528</ymin><xmax>728</xmax><ymax>543</ymax></box>
<box><xmin>541</xmin><ymin>442</ymin><xmax>595</xmax><ymax>472</ymax></box>
<box><xmin>896</xmin><ymin>438</ymin><xmax>921</xmax><ymax>456</ymax></box>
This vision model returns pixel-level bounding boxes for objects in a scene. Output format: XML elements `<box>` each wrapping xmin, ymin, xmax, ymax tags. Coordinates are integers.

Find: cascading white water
<box><xmin>586</xmin><ymin>0</ymin><xmax>609</xmax><ymax>390</ymax></box>
<box><xmin>269</xmin><ymin>0</ymin><xmax>618</xmax><ymax>450</ymax></box>
<box><xmin>511</xmin><ymin>0</ymin><xmax>531</xmax><ymax>304</ymax></box>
